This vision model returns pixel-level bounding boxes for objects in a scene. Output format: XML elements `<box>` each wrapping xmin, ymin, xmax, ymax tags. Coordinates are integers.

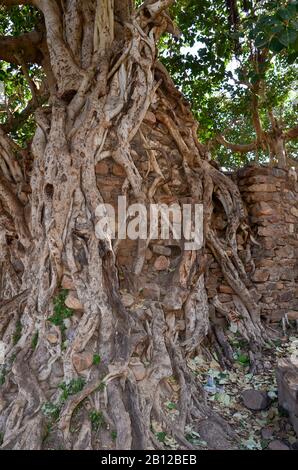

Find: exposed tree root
<box><xmin>0</xmin><ymin>0</ymin><xmax>270</xmax><ymax>450</ymax></box>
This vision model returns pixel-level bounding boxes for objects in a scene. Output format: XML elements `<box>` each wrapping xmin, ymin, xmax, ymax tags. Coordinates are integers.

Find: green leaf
<box><xmin>277</xmin><ymin>27</ymin><xmax>298</xmax><ymax>47</ymax></box>
<box><xmin>255</xmin><ymin>34</ymin><xmax>269</xmax><ymax>48</ymax></box>
<box><xmin>279</xmin><ymin>31</ymin><xmax>290</xmax><ymax>47</ymax></box>
<box><xmin>237</xmin><ymin>354</ymin><xmax>250</xmax><ymax>366</ymax></box>
<box><xmin>271</xmin><ymin>24</ymin><xmax>284</xmax><ymax>33</ymax></box>
<box><xmin>89</xmin><ymin>410</ymin><xmax>105</xmax><ymax>431</ymax></box>
<box><xmin>93</xmin><ymin>354</ymin><xmax>101</xmax><ymax>366</ymax></box>
<box><xmin>287</xmin><ymin>29</ymin><xmax>298</xmax><ymax>44</ymax></box>
<box><xmin>269</xmin><ymin>37</ymin><xmax>286</xmax><ymax>53</ymax></box>
<box><xmin>287</xmin><ymin>51</ymin><xmax>298</xmax><ymax>63</ymax></box>
<box><xmin>279</xmin><ymin>26</ymin><xmax>298</xmax><ymax>47</ymax></box>
<box><xmin>157</xmin><ymin>432</ymin><xmax>167</xmax><ymax>443</ymax></box>
<box><xmin>278</xmin><ymin>7</ymin><xmax>294</xmax><ymax>21</ymax></box>
<box><xmin>166</xmin><ymin>401</ymin><xmax>177</xmax><ymax>410</ymax></box>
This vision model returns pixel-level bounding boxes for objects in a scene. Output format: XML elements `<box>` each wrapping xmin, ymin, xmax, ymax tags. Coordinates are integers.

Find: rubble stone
<box><xmin>152</xmin><ymin>244</ymin><xmax>171</xmax><ymax>256</ymax></box>
<box><xmin>276</xmin><ymin>358</ymin><xmax>298</xmax><ymax>436</ymax></box>
<box><xmin>268</xmin><ymin>440</ymin><xmax>290</xmax><ymax>451</ymax></box>
<box><xmin>121</xmin><ymin>293</ymin><xmax>135</xmax><ymax>307</ymax></box>
<box><xmin>72</xmin><ymin>352</ymin><xmax>93</xmax><ymax>373</ymax></box>
<box><xmin>142</xmin><ymin>283</ymin><xmax>160</xmax><ymax>300</ymax></box>
<box><xmin>154</xmin><ymin>256</ymin><xmax>170</xmax><ymax>271</ymax></box>
<box><xmin>242</xmin><ymin>389</ymin><xmax>270</xmax><ymax>411</ymax></box>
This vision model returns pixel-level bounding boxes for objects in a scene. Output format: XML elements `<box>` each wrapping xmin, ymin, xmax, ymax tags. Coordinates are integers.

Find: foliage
<box><xmin>185</xmin><ymin>427</ymin><xmax>207</xmax><ymax>447</ymax></box>
<box><xmin>236</xmin><ymin>353</ymin><xmax>250</xmax><ymax>366</ymax></box>
<box><xmin>31</xmin><ymin>331</ymin><xmax>39</xmax><ymax>350</ymax></box>
<box><xmin>156</xmin><ymin>431</ymin><xmax>167</xmax><ymax>442</ymax></box>
<box><xmin>0</xmin><ymin>365</ymin><xmax>7</xmax><ymax>386</ymax></box>
<box><xmin>0</xmin><ymin>354</ymin><xmax>16</xmax><ymax>387</ymax></box>
<box><xmin>89</xmin><ymin>410</ymin><xmax>105</xmax><ymax>431</ymax></box>
<box><xmin>41</xmin><ymin>402</ymin><xmax>61</xmax><ymax>422</ymax></box>
<box><xmin>159</xmin><ymin>0</ymin><xmax>298</xmax><ymax>168</ymax></box>
<box><xmin>251</xmin><ymin>1</ymin><xmax>298</xmax><ymax>61</ymax></box>
<box><xmin>92</xmin><ymin>354</ymin><xmax>101</xmax><ymax>366</ymax></box>
<box><xmin>166</xmin><ymin>401</ymin><xmax>177</xmax><ymax>410</ymax></box>
<box><xmin>191</xmin><ymin>335</ymin><xmax>298</xmax><ymax>450</ymax></box>
<box><xmin>0</xmin><ymin>5</ymin><xmax>40</xmax><ymax>36</ymax></box>
<box><xmin>58</xmin><ymin>378</ymin><xmax>85</xmax><ymax>402</ymax></box>
<box><xmin>41</xmin><ymin>378</ymin><xmax>86</xmax><ymax>425</ymax></box>
<box><xmin>0</xmin><ymin>5</ymin><xmax>42</xmax><ymax>145</ymax></box>
<box><xmin>12</xmin><ymin>320</ymin><xmax>22</xmax><ymax>345</ymax></box>
<box><xmin>48</xmin><ymin>289</ymin><xmax>74</xmax><ymax>339</ymax></box>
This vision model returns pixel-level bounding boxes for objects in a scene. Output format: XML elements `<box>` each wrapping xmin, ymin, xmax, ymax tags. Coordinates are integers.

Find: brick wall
<box><xmin>95</xmin><ymin>160</ymin><xmax>298</xmax><ymax>324</ymax></box>
<box><xmin>238</xmin><ymin>166</ymin><xmax>298</xmax><ymax>323</ymax></box>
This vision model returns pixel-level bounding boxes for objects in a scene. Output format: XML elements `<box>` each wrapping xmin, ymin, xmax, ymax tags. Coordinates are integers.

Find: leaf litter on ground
<box><xmin>186</xmin><ymin>329</ymin><xmax>298</xmax><ymax>450</ymax></box>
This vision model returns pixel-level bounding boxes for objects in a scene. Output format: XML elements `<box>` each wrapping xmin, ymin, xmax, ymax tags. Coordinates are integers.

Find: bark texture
<box><xmin>0</xmin><ymin>0</ymin><xmax>270</xmax><ymax>450</ymax></box>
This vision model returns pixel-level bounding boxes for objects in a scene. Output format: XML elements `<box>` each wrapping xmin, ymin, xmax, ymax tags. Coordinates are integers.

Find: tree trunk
<box><xmin>268</xmin><ymin>111</ymin><xmax>287</xmax><ymax>169</ymax></box>
<box><xmin>0</xmin><ymin>0</ymin><xmax>268</xmax><ymax>450</ymax></box>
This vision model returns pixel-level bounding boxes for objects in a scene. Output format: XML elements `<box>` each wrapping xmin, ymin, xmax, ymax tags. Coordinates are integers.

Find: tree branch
<box><xmin>0</xmin><ymin>169</ymin><xmax>31</xmax><ymax>243</ymax></box>
<box><xmin>251</xmin><ymin>86</ymin><xmax>264</xmax><ymax>144</ymax></box>
<box><xmin>284</xmin><ymin>125</ymin><xmax>298</xmax><ymax>141</ymax></box>
<box><xmin>141</xmin><ymin>0</ymin><xmax>174</xmax><ymax>18</ymax></box>
<box><xmin>216</xmin><ymin>135</ymin><xmax>257</xmax><ymax>153</ymax></box>
<box><xmin>0</xmin><ymin>91</ymin><xmax>48</xmax><ymax>134</ymax></box>
<box><xmin>0</xmin><ymin>30</ymin><xmax>43</xmax><ymax>65</ymax></box>
<box><xmin>15</xmin><ymin>53</ymin><xmax>39</xmax><ymax>104</ymax></box>
<box><xmin>34</xmin><ymin>0</ymin><xmax>83</xmax><ymax>97</ymax></box>
<box><xmin>0</xmin><ymin>127</ymin><xmax>23</xmax><ymax>182</ymax></box>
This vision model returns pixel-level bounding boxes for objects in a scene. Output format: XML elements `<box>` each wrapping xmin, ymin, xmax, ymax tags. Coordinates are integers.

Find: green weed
<box><xmin>13</xmin><ymin>320</ymin><xmax>22</xmax><ymax>345</ymax></box>
<box><xmin>31</xmin><ymin>331</ymin><xmax>39</xmax><ymax>350</ymax></box>
<box><xmin>89</xmin><ymin>410</ymin><xmax>105</xmax><ymax>431</ymax></box>
<box><xmin>58</xmin><ymin>377</ymin><xmax>85</xmax><ymax>402</ymax></box>
<box><xmin>48</xmin><ymin>289</ymin><xmax>74</xmax><ymax>339</ymax></box>
<box><xmin>93</xmin><ymin>354</ymin><xmax>101</xmax><ymax>366</ymax></box>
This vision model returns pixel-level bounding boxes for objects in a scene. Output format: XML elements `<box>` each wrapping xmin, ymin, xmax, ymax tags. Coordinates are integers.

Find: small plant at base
<box><xmin>111</xmin><ymin>430</ymin><xmax>117</xmax><ymax>441</ymax></box>
<box><xmin>31</xmin><ymin>331</ymin><xmax>39</xmax><ymax>350</ymax></box>
<box><xmin>93</xmin><ymin>354</ymin><xmax>101</xmax><ymax>366</ymax></box>
<box><xmin>48</xmin><ymin>289</ymin><xmax>74</xmax><ymax>339</ymax></box>
<box><xmin>0</xmin><ymin>366</ymin><xmax>7</xmax><ymax>386</ymax></box>
<box><xmin>41</xmin><ymin>402</ymin><xmax>61</xmax><ymax>422</ymax></box>
<box><xmin>156</xmin><ymin>431</ymin><xmax>166</xmax><ymax>443</ymax></box>
<box><xmin>185</xmin><ymin>427</ymin><xmax>207</xmax><ymax>447</ymax></box>
<box><xmin>13</xmin><ymin>320</ymin><xmax>22</xmax><ymax>345</ymax></box>
<box><xmin>166</xmin><ymin>401</ymin><xmax>176</xmax><ymax>410</ymax></box>
<box><xmin>236</xmin><ymin>353</ymin><xmax>250</xmax><ymax>366</ymax></box>
<box><xmin>58</xmin><ymin>377</ymin><xmax>85</xmax><ymax>402</ymax></box>
<box><xmin>89</xmin><ymin>410</ymin><xmax>105</xmax><ymax>431</ymax></box>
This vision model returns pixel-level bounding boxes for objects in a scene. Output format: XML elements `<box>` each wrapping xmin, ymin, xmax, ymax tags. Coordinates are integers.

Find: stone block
<box><xmin>152</xmin><ymin>244</ymin><xmax>171</xmax><ymax>256</ymax></box>
<box><xmin>154</xmin><ymin>256</ymin><xmax>170</xmax><ymax>271</ymax></box>
<box><xmin>95</xmin><ymin>161</ymin><xmax>109</xmax><ymax>175</ymax></box>
<box><xmin>276</xmin><ymin>358</ymin><xmax>298</xmax><ymax>436</ymax></box>
<box><xmin>245</xmin><ymin>183</ymin><xmax>277</xmax><ymax>193</ymax></box>
<box><xmin>252</xmin><ymin>269</ymin><xmax>270</xmax><ymax>282</ymax></box>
